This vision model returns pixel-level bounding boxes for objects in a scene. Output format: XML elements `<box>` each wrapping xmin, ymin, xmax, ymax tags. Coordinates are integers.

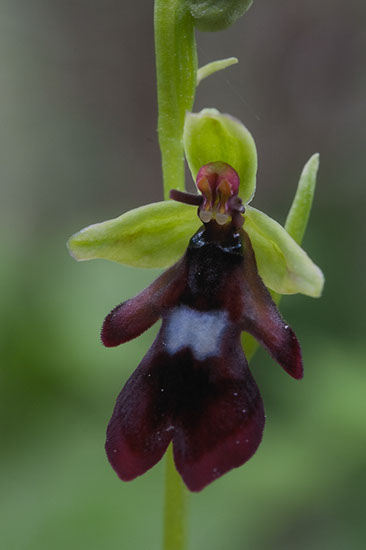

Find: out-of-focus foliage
<box><xmin>1</xmin><ymin>1</ymin><xmax>365</xmax><ymax>549</ymax></box>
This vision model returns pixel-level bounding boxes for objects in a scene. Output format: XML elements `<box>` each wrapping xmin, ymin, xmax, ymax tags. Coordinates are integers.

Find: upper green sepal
<box><xmin>67</xmin><ymin>201</ymin><xmax>200</xmax><ymax>269</ymax></box>
<box><xmin>245</xmin><ymin>206</ymin><xmax>324</xmax><ymax>297</ymax></box>
<box><xmin>188</xmin><ymin>0</ymin><xmax>253</xmax><ymax>32</ymax></box>
<box><xmin>184</xmin><ymin>108</ymin><xmax>257</xmax><ymax>204</ymax></box>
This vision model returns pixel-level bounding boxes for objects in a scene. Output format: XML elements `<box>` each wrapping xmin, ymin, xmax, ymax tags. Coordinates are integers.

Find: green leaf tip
<box><xmin>285</xmin><ymin>153</ymin><xmax>320</xmax><ymax>245</ymax></box>
<box><xmin>67</xmin><ymin>201</ymin><xmax>200</xmax><ymax>269</ymax></box>
<box><xmin>184</xmin><ymin>108</ymin><xmax>257</xmax><ymax>204</ymax></box>
<box><xmin>189</xmin><ymin>0</ymin><xmax>253</xmax><ymax>32</ymax></box>
<box><xmin>197</xmin><ymin>57</ymin><xmax>238</xmax><ymax>85</ymax></box>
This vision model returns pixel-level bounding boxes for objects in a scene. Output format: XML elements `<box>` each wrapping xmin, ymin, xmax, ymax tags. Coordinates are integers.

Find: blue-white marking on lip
<box><xmin>164</xmin><ymin>306</ymin><xmax>228</xmax><ymax>361</ymax></box>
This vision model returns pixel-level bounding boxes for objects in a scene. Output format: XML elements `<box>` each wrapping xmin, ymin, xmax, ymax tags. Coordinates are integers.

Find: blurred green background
<box><xmin>1</xmin><ymin>1</ymin><xmax>365</xmax><ymax>549</ymax></box>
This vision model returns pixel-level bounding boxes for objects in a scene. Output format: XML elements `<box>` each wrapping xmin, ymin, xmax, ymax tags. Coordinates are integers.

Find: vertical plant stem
<box><xmin>154</xmin><ymin>0</ymin><xmax>197</xmax><ymax>199</ymax></box>
<box><xmin>154</xmin><ymin>1</ymin><xmax>195</xmax><ymax>547</ymax></box>
<box><xmin>163</xmin><ymin>445</ymin><xmax>188</xmax><ymax>550</ymax></box>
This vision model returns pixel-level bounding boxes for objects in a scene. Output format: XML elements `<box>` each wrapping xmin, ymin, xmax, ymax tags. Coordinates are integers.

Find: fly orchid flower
<box><xmin>101</xmin><ymin>161</ymin><xmax>303</xmax><ymax>491</ymax></box>
<box><xmin>68</xmin><ymin>109</ymin><xmax>324</xmax><ymax>492</ymax></box>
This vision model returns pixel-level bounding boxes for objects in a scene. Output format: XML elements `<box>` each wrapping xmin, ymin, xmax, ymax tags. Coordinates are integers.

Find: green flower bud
<box><xmin>188</xmin><ymin>0</ymin><xmax>253</xmax><ymax>32</ymax></box>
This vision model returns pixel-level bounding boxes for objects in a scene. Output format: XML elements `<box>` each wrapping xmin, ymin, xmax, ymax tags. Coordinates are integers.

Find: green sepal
<box><xmin>67</xmin><ymin>201</ymin><xmax>200</xmax><ymax>268</ymax></box>
<box><xmin>197</xmin><ymin>57</ymin><xmax>238</xmax><ymax>85</ymax></box>
<box><xmin>68</xmin><ymin>197</ymin><xmax>323</xmax><ymax>298</ymax></box>
<box><xmin>184</xmin><ymin>108</ymin><xmax>257</xmax><ymax>203</ymax></box>
<box><xmin>188</xmin><ymin>0</ymin><xmax>253</xmax><ymax>32</ymax></box>
<box><xmin>245</xmin><ymin>206</ymin><xmax>324</xmax><ymax>297</ymax></box>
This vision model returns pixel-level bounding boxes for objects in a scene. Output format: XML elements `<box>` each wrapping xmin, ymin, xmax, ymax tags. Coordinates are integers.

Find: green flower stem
<box><xmin>163</xmin><ymin>445</ymin><xmax>188</xmax><ymax>550</ymax></box>
<box><xmin>155</xmin><ymin>2</ymin><xmax>195</xmax><ymax>545</ymax></box>
<box><xmin>243</xmin><ymin>154</ymin><xmax>320</xmax><ymax>361</ymax></box>
<box><xmin>154</xmin><ymin>0</ymin><xmax>197</xmax><ymax>199</ymax></box>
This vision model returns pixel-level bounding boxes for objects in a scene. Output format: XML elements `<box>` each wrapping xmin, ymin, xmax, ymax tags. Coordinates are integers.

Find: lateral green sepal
<box><xmin>245</xmin><ymin>206</ymin><xmax>324</xmax><ymax>297</ymax></box>
<box><xmin>67</xmin><ymin>201</ymin><xmax>200</xmax><ymax>268</ymax></box>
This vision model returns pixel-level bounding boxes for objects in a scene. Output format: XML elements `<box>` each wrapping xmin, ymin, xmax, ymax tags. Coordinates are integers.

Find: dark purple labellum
<box><xmin>102</xmin><ymin>220</ymin><xmax>302</xmax><ymax>492</ymax></box>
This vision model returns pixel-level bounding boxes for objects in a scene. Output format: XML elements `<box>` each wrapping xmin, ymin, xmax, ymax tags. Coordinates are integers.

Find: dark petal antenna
<box><xmin>169</xmin><ymin>189</ymin><xmax>203</xmax><ymax>206</ymax></box>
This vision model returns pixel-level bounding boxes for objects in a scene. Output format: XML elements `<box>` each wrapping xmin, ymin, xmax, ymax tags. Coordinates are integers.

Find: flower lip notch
<box><xmin>170</xmin><ymin>161</ymin><xmax>245</xmax><ymax>228</ymax></box>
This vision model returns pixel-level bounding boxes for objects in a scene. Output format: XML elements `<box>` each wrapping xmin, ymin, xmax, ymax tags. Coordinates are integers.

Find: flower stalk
<box><xmin>154</xmin><ymin>0</ymin><xmax>197</xmax><ymax>199</ymax></box>
<box><xmin>164</xmin><ymin>446</ymin><xmax>188</xmax><ymax>550</ymax></box>
<box><xmin>154</xmin><ymin>1</ymin><xmax>195</xmax><ymax>545</ymax></box>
